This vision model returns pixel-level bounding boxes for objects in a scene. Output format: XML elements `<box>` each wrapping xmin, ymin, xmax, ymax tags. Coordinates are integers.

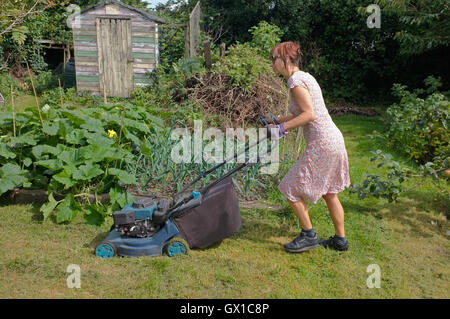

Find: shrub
<box><xmin>385</xmin><ymin>76</ymin><xmax>449</xmax><ymax>168</ymax></box>
<box><xmin>212</xmin><ymin>42</ymin><xmax>272</xmax><ymax>92</ymax></box>
<box><xmin>0</xmin><ymin>72</ymin><xmax>20</xmax><ymax>101</ymax></box>
<box><xmin>249</xmin><ymin>21</ymin><xmax>283</xmax><ymax>57</ymax></box>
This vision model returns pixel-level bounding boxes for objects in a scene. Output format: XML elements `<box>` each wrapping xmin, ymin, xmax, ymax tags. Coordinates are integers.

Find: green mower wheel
<box><xmin>163</xmin><ymin>237</ymin><xmax>189</xmax><ymax>257</ymax></box>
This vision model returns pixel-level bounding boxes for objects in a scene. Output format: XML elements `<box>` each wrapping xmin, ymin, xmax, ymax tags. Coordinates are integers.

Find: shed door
<box><xmin>96</xmin><ymin>17</ymin><xmax>133</xmax><ymax>97</ymax></box>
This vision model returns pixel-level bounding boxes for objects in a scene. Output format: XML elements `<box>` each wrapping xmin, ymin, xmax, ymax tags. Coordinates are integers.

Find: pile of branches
<box><xmin>187</xmin><ymin>72</ymin><xmax>288</xmax><ymax>126</ymax></box>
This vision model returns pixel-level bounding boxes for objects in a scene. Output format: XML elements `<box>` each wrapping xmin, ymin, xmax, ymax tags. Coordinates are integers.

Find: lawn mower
<box><xmin>94</xmin><ymin>114</ymin><xmax>279</xmax><ymax>258</ymax></box>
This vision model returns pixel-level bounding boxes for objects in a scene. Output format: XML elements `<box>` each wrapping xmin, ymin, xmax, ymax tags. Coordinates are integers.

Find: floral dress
<box><xmin>278</xmin><ymin>71</ymin><xmax>351</xmax><ymax>203</ymax></box>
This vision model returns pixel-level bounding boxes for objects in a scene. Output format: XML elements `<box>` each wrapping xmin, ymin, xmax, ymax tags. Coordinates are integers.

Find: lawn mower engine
<box><xmin>112</xmin><ymin>198</ymin><xmax>170</xmax><ymax>238</ymax></box>
<box><xmin>113</xmin><ymin>210</ymin><xmax>156</xmax><ymax>238</ymax></box>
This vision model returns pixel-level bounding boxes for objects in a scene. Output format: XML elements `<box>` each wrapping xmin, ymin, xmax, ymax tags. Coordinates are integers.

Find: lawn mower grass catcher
<box><xmin>94</xmin><ymin>114</ymin><xmax>279</xmax><ymax>258</ymax></box>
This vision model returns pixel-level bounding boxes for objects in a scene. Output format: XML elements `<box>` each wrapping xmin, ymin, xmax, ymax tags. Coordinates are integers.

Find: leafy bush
<box><xmin>351</xmin><ymin>76</ymin><xmax>449</xmax><ymax>204</ymax></box>
<box><xmin>25</xmin><ymin>71</ymin><xmax>61</xmax><ymax>95</ymax></box>
<box><xmin>249</xmin><ymin>21</ymin><xmax>283</xmax><ymax>57</ymax></box>
<box><xmin>0</xmin><ymin>102</ymin><xmax>164</xmax><ymax>225</ymax></box>
<box><xmin>384</xmin><ymin>76</ymin><xmax>449</xmax><ymax>167</ymax></box>
<box><xmin>212</xmin><ymin>43</ymin><xmax>272</xmax><ymax>92</ymax></box>
<box><xmin>0</xmin><ymin>72</ymin><xmax>20</xmax><ymax>101</ymax></box>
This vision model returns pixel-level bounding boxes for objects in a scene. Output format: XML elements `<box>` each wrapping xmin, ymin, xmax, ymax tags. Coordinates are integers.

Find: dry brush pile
<box><xmin>187</xmin><ymin>72</ymin><xmax>288</xmax><ymax>127</ymax></box>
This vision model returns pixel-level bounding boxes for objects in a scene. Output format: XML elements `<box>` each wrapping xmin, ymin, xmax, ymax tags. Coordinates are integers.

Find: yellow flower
<box><xmin>108</xmin><ymin>129</ymin><xmax>117</xmax><ymax>138</ymax></box>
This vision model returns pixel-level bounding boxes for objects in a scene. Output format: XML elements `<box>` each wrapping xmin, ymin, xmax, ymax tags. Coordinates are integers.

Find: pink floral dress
<box><xmin>278</xmin><ymin>71</ymin><xmax>351</xmax><ymax>204</ymax></box>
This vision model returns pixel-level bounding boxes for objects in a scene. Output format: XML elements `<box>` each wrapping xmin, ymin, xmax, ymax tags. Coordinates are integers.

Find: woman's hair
<box><xmin>270</xmin><ymin>41</ymin><xmax>302</xmax><ymax>68</ymax></box>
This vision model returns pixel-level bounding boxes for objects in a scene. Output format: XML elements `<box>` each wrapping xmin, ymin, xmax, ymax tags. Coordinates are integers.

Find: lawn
<box><xmin>0</xmin><ymin>110</ymin><xmax>448</xmax><ymax>298</ymax></box>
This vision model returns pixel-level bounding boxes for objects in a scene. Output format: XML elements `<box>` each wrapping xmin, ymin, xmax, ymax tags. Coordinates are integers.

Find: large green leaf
<box><xmin>9</xmin><ymin>131</ymin><xmax>38</xmax><ymax>146</ymax></box>
<box><xmin>109</xmin><ymin>186</ymin><xmax>135</xmax><ymax>210</ymax></box>
<box><xmin>40</xmin><ymin>192</ymin><xmax>58</xmax><ymax>221</ymax></box>
<box><xmin>0</xmin><ymin>163</ymin><xmax>27</xmax><ymax>195</ymax></box>
<box><xmin>59</xmin><ymin>148</ymin><xmax>87</xmax><ymax>166</ymax></box>
<box><xmin>81</xmin><ymin>118</ymin><xmax>104</xmax><ymax>133</ymax></box>
<box><xmin>32</xmin><ymin>144</ymin><xmax>65</xmax><ymax>159</ymax></box>
<box><xmin>72</xmin><ymin>162</ymin><xmax>104</xmax><ymax>181</ymax></box>
<box><xmin>84</xmin><ymin>132</ymin><xmax>115</xmax><ymax>147</ymax></box>
<box><xmin>0</xmin><ymin>143</ymin><xmax>16</xmax><ymax>159</ymax></box>
<box><xmin>108</xmin><ymin>168</ymin><xmax>137</xmax><ymax>185</ymax></box>
<box><xmin>65</xmin><ymin>129</ymin><xmax>85</xmax><ymax>145</ymax></box>
<box><xmin>123</xmin><ymin>118</ymin><xmax>150</xmax><ymax>134</ymax></box>
<box><xmin>43</xmin><ymin>122</ymin><xmax>60</xmax><ymax>136</ymax></box>
<box><xmin>56</xmin><ymin>194</ymin><xmax>81</xmax><ymax>224</ymax></box>
<box><xmin>83</xmin><ymin>204</ymin><xmax>106</xmax><ymax>226</ymax></box>
<box><xmin>52</xmin><ymin>166</ymin><xmax>77</xmax><ymax>189</ymax></box>
<box><xmin>81</xmin><ymin>144</ymin><xmax>122</xmax><ymax>163</ymax></box>
<box><xmin>36</xmin><ymin>158</ymin><xmax>64</xmax><ymax>171</ymax></box>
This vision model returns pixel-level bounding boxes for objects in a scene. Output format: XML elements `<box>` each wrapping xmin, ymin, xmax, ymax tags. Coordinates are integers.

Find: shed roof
<box><xmin>81</xmin><ymin>0</ymin><xmax>165</xmax><ymax>24</ymax></box>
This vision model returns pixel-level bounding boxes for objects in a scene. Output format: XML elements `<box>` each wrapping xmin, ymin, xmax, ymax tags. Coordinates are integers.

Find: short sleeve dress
<box><xmin>278</xmin><ymin>71</ymin><xmax>351</xmax><ymax>204</ymax></box>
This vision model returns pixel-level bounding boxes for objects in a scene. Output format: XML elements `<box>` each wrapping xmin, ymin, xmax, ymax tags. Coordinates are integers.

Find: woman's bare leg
<box><xmin>322</xmin><ymin>193</ymin><xmax>345</xmax><ymax>237</ymax></box>
<box><xmin>287</xmin><ymin>197</ymin><xmax>313</xmax><ymax>229</ymax></box>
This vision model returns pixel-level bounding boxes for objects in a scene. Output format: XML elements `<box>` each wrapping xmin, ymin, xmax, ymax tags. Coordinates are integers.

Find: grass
<box><xmin>0</xmin><ymin>110</ymin><xmax>449</xmax><ymax>298</ymax></box>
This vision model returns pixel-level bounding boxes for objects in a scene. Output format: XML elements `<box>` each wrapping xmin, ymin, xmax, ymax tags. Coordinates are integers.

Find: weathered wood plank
<box><xmin>75</xmin><ymin>19</ymin><xmax>96</xmax><ymax>26</ymax></box>
<box><xmin>76</xmin><ymin>65</ymin><xmax>99</xmax><ymax>72</ymax></box>
<box><xmin>73</xmin><ymin>24</ymin><xmax>96</xmax><ymax>31</ymax></box>
<box><xmin>77</xmin><ymin>75</ymin><xmax>99</xmax><ymax>82</ymax></box>
<box><xmin>76</xmin><ymin>71</ymin><xmax>99</xmax><ymax>77</ymax></box>
<box><xmin>132</xmin><ymin>42</ymin><xmax>157</xmax><ymax>48</ymax></box>
<box><xmin>74</xmin><ymin>56</ymin><xmax>98</xmax><ymax>64</ymax></box>
<box><xmin>132</xmin><ymin>30</ymin><xmax>155</xmax><ymax>37</ymax></box>
<box><xmin>77</xmin><ymin>82</ymin><xmax>100</xmax><ymax>92</ymax></box>
<box><xmin>85</xmin><ymin>7</ymin><xmax>105</xmax><ymax>15</ymax></box>
<box><xmin>133</xmin><ymin>68</ymin><xmax>154</xmax><ymax>73</ymax></box>
<box><xmin>75</xmin><ymin>50</ymin><xmax>98</xmax><ymax>57</ymax></box>
<box><xmin>132</xmin><ymin>20</ymin><xmax>156</xmax><ymax>27</ymax></box>
<box><xmin>132</xmin><ymin>37</ymin><xmax>156</xmax><ymax>43</ymax></box>
<box><xmin>132</xmin><ymin>26</ymin><xmax>156</xmax><ymax>32</ymax></box>
<box><xmin>133</xmin><ymin>73</ymin><xmax>153</xmax><ymax>79</ymax></box>
<box><xmin>134</xmin><ymin>78</ymin><xmax>152</xmax><ymax>84</ymax></box>
<box><xmin>74</xmin><ymin>45</ymin><xmax>98</xmax><ymax>51</ymax></box>
<box><xmin>74</xmin><ymin>41</ymin><xmax>97</xmax><ymax>47</ymax></box>
<box><xmin>73</xmin><ymin>34</ymin><xmax>96</xmax><ymax>41</ymax></box>
<box><xmin>133</xmin><ymin>57</ymin><xmax>156</xmax><ymax>63</ymax></box>
<box><xmin>133</xmin><ymin>62</ymin><xmax>156</xmax><ymax>68</ymax></box>
<box><xmin>73</xmin><ymin>30</ymin><xmax>97</xmax><ymax>36</ymax></box>
<box><xmin>132</xmin><ymin>47</ymin><xmax>156</xmax><ymax>53</ymax></box>
<box><xmin>132</xmin><ymin>52</ymin><xmax>155</xmax><ymax>59</ymax></box>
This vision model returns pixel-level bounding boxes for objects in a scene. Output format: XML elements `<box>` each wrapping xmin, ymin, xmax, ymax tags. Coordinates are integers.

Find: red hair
<box><xmin>270</xmin><ymin>41</ymin><xmax>302</xmax><ymax>68</ymax></box>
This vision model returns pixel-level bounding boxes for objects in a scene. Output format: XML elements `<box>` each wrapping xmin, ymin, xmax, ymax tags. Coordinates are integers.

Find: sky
<box><xmin>143</xmin><ymin>0</ymin><xmax>171</xmax><ymax>9</ymax></box>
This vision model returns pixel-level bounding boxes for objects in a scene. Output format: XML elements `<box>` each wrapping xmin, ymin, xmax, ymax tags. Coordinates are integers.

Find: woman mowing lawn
<box><xmin>267</xmin><ymin>41</ymin><xmax>351</xmax><ymax>253</ymax></box>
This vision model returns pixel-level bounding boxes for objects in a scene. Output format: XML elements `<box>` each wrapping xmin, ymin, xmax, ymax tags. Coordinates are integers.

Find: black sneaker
<box><xmin>284</xmin><ymin>232</ymin><xmax>320</xmax><ymax>253</ymax></box>
<box><xmin>319</xmin><ymin>235</ymin><xmax>349</xmax><ymax>251</ymax></box>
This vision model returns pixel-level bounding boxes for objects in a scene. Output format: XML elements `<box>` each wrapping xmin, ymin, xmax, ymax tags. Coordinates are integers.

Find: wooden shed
<box><xmin>72</xmin><ymin>0</ymin><xmax>165</xmax><ymax>97</ymax></box>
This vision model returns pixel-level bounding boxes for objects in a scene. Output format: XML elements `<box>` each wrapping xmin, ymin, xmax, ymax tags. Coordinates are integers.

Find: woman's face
<box><xmin>270</xmin><ymin>49</ymin><xmax>286</xmax><ymax>76</ymax></box>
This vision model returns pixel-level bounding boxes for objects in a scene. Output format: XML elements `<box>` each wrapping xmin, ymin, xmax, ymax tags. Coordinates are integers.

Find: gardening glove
<box><xmin>266</xmin><ymin>123</ymin><xmax>288</xmax><ymax>141</ymax></box>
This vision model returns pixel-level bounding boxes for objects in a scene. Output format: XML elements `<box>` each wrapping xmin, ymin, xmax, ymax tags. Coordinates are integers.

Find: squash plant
<box><xmin>0</xmin><ymin>102</ymin><xmax>164</xmax><ymax>225</ymax></box>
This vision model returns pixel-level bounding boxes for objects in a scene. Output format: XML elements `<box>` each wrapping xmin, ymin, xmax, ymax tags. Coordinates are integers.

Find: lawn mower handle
<box><xmin>258</xmin><ymin>112</ymin><xmax>279</xmax><ymax>126</ymax></box>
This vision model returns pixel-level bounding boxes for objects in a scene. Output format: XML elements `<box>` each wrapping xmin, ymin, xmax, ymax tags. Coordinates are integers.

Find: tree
<box><xmin>375</xmin><ymin>0</ymin><xmax>450</xmax><ymax>55</ymax></box>
<box><xmin>0</xmin><ymin>0</ymin><xmax>60</xmax><ymax>43</ymax></box>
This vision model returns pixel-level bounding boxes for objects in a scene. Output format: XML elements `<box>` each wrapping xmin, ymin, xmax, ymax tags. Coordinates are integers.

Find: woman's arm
<box><xmin>283</xmin><ymin>86</ymin><xmax>316</xmax><ymax>131</ymax></box>
<box><xmin>276</xmin><ymin>114</ymin><xmax>295</xmax><ymax>123</ymax></box>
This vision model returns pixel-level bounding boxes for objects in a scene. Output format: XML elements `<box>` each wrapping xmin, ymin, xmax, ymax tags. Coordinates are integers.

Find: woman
<box><xmin>267</xmin><ymin>41</ymin><xmax>351</xmax><ymax>253</ymax></box>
